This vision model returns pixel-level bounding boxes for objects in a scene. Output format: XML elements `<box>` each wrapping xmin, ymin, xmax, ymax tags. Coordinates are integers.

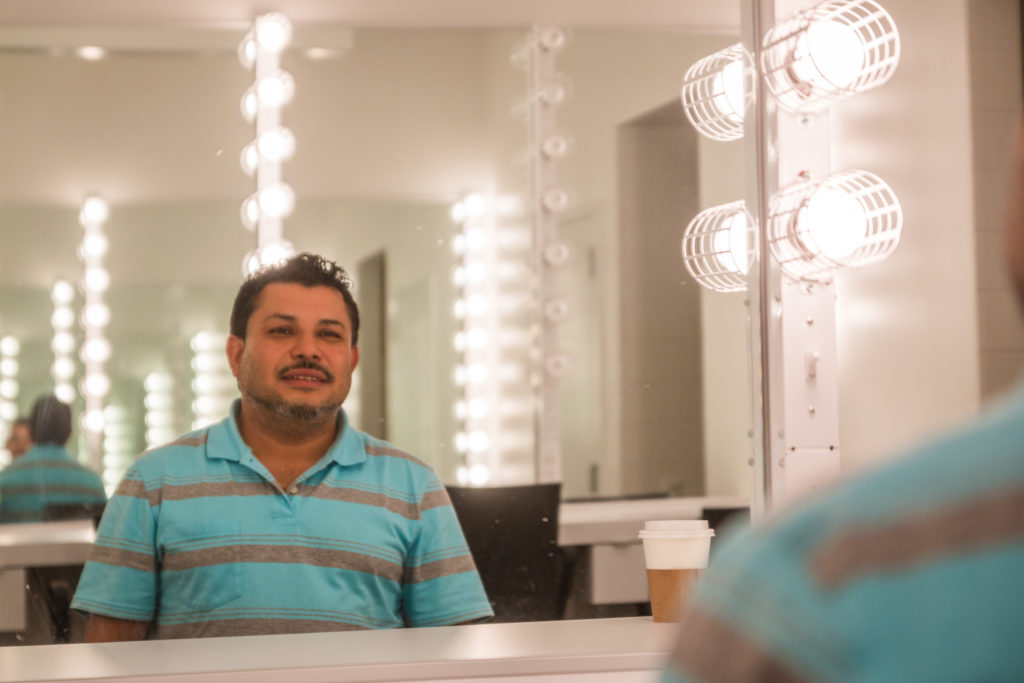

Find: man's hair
<box><xmin>229</xmin><ymin>252</ymin><xmax>360</xmax><ymax>345</ymax></box>
<box><xmin>29</xmin><ymin>394</ymin><xmax>72</xmax><ymax>446</ymax></box>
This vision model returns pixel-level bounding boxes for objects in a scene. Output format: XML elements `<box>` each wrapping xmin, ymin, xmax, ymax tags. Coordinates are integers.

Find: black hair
<box><xmin>29</xmin><ymin>394</ymin><xmax>72</xmax><ymax>446</ymax></box>
<box><xmin>229</xmin><ymin>252</ymin><xmax>360</xmax><ymax>345</ymax></box>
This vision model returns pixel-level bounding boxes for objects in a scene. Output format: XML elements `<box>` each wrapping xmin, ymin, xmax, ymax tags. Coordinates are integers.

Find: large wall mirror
<box><xmin>0</xmin><ymin>1</ymin><xmax>751</xmax><ymax>644</ymax></box>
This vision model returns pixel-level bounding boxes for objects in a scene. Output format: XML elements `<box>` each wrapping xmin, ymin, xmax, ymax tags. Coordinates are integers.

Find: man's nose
<box><xmin>290</xmin><ymin>332</ymin><xmax>321</xmax><ymax>359</ymax></box>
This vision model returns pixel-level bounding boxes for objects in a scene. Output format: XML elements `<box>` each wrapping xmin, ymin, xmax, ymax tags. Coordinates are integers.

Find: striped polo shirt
<box><xmin>0</xmin><ymin>445</ymin><xmax>107</xmax><ymax>523</ymax></box>
<box><xmin>665</xmin><ymin>384</ymin><xmax>1024</xmax><ymax>682</ymax></box>
<box><xmin>71</xmin><ymin>403</ymin><xmax>493</xmax><ymax>638</ymax></box>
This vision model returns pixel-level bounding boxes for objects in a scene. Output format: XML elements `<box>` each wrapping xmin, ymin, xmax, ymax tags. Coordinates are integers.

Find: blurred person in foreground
<box><xmin>663</xmin><ymin>123</ymin><xmax>1024</xmax><ymax>682</ymax></box>
<box><xmin>72</xmin><ymin>253</ymin><xmax>492</xmax><ymax>641</ymax></box>
<box><xmin>4</xmin><ymin>417</ymin><xmax>32</xmax><ymax>460</ymax></box>
<box><xmin>0</xmin><ymin>397</ymin><xmax>106</xmax><ymax>523</ymax></box>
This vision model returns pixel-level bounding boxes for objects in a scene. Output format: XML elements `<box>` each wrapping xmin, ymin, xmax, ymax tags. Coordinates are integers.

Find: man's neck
<box><xmin>235</xmin><ymin>399</ymin><xmax>340</xmax><ymax>488</ymax></box>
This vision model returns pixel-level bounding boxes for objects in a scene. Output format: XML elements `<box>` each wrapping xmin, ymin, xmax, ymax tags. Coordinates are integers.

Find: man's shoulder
<box><xmin>356</xmin><ymin>432</ymin><xmax>434</xmax><ymax>472</ymax></box>
<box><xmin>132</xmin><ymin>428</ymin><xmax>213</xmax><ymax>473</ymax></box>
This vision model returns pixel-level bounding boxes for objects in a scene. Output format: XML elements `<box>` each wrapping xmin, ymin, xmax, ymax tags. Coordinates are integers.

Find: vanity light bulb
<box><xmin>468</xmin><ymin>399</ymin><xmax>489</xmax><ymax>419</ymax></box>
<box><xmin>465</xmin><ymin>229</ymin><xmax>486</xmax><ymax>251</ymax></box>
<box><xmin>711</xmin><ymin>212</ymin><xmax>751</xmax><ymax>275</ymax></box>
<box><xmin>0</xmin><ymin>379</ymin><xmax>18</xmax><ymax>400</ymax></box>
<box><xmin>467</xmin><ymin>363</ymin><xmax>489</xmax><ymax>384</ymax></box>
<box><xmin>83</xmin><ymin>373</ymin><xmax>111</xmax><ymax>398</ymax></box>
<box><xmin>0</xmin><ymin>336</ymin><xmax>19</xmax><ymax>357</ymax></box>
<box><xmin>82</xmin><ymin>337</ymin><xmax>112</xmax><ymax>364</ymax></box>
<box><xmin>801</xmin><ymin>187</ymin><xmax>867</xmax><ymax>261</ymax></box>
<box><xmin>144</xmin><ymin>393</ymin><xmax>174</xmax><ymax>412</ymax></box>
<box><xmin>84</xmin><ymin>267</ymin><xmax>110</xmax><ymax>293</ymax></box>
<box><xmin>257</xmin><ymin>127</ymin><xmax>296</xmax><ymax>162</ymax></box>
<box><xmin>51</xmin><ymin>306</ymin><xmax>75</xmax><ymax>331</ymax></box>
<box><xmin>454</xmin><ymin>432</ymin><xmax>470</xmax><ymax>453</ymax></box>
<box><xmin>454</xmin><ymin>401</ymin><xmax>468</xmax><ymax>420</ymax></box>
<box><xmin>257</xmin><ymin>183</ymin><xmax>295</xmax><ymax>219</ymax></box>
<box><xmin>467</xmin><ymin>463</ymin><xmax>491</xmax><ymax>486</ymax></box>
<box><xmin>465</xmin><ymin>262</ymin><xmax>486</xmax><ymax>284</ymax></box>
<box><xmin>144</xmin><ymin>373</ymin><xmax>173</xmax><ymax>394</ymax></box>
<box><xmin>462</xmin><ymin>194</ymin><xmax>487</xmax><ymax>219</ymax></box>
<box><xmin>0</xmin><ymin>402</ymin><xmax>17</xmax><ymax>422</ymax></box>
<box><xmin>240</xmin><ymin>89</ymin><xmax>259</xmax><ymax>123</ymax></box>
<box><xmin>191</xmin><ymin>374</ymin><xmax>214</xmax><ymax>395</ymax></box>
<box><xmin>52</xmin><ymin>332</ymin><xmax>76</xmax><ymax>355</ymax></box>
<box><xmin>791</xmin><ymin>19</ymin><xmax>863</xmax><ymax>92</ymax></box>
<box><xmin>713</xmin><ymin>59</ymin><xmax>746</xmax><ymax>124</ymax></box>
<box><xmin>466</xmin><ymin>295</ymin><xmax>489</xmax><ymax>317</ymax></box>
<box><xmin>256</xmin><ymin>70</ymin><xmax>296</xmax><ymax>109</ymax></box>
<box><xmin>468</xmin><ymin>430</ymin><xmax>490</xmax><ymax>454</ymax></box>
<box><xmin>192</xmin><ymin>396</ymin><xmax>220</xmax><ymax>417</ymax></box>
<box><xmin>451</xmin><ymin>234</ymin><xmax>466</xmax><ymax>254</ymax></box>
<box><xmin>191</xmin><ymin>352</ymin><xmax>222</xmax><ymax>374</ymax></box>
<box><xmin>450</xmin><ymin>202</ymin><xmax>466</xmax><ymax>224</ymax></box>
<box><xmin>237</xmin><ymin>35</ymin><xmax>257</xmax><ymax>70</ymax></box>
<box><xmin>53</xmin><ymin>357</ymin><xmax>75</xmax><ymax>381</ymax></box>
<box><xmin>80</xmin><ymin>233</ymin><xmax>109</xmax><ymax>259</ymax></box>
<box><xmin>51</xmin><ymin>280</ymin><xmax>76</xmax><ymax>305</ymax></box>
<box><xmin>82</xmin><ymin>303</ymin><xmax>111</xmax><ymax>329</ymax></box>
<box><xmin>54</xmin><ymin>383</ymin><xmax>76</xmax><ymax>404</ymax></box>
<box><xmin>541</xmin><ymin>134</ymin><xmax>569</xmax><ymax>159</ymax></box>
<box><xmin>453</xmin><ymin>365</ymin><xmax>468</xmax><ymax>386</ymax></box>
<box><xmin>453</xmin><ymin>332</ymin><xmax>467</xmax><ymax>352</ymax></box>
<box><xmin>190</xmin><ymin>331</ymin><xmax>223</xmax><ymax>353</ymax></box>
<box><xmin>240</xmin><ymin>196</ymin><xmax>260</xmax><ymax>231</ymax></box>
<box><xmin>257</xmin><ymin>240</ymin><xmax>296</xmax><ymax>269</ymax></box>
<box><xmin>254</xmin><ymin>12</ymin><xmax>293</xmax><ymax>52</ymax></box>
<box><xmin>466</xmin><ymin>328</ymin><xmax>488</xmax><ymax>349</ymax></box>
<box><xmin>452</xmin><ymin>267</ymin><xmax>466</xmax><ymax>287</ymax></box>
<box><xmin>79</xmin><ymin>196</ymin><xmax>109</xmax><ymax>227</ymax></box>
<box><xmin>240</xmin><ymin>143</ymin><xmax>260</xmax><ymax>177</ymax></box>
<box><xmin>453</xmin><ymin>299</ymin><xmax>467</xmax><ymax>319</ymax></box>
<box><xmin>83</xmin><ymin>409</ymin><xmax>105</xmax><ymax>434</ymax></box>
<box><xmin>0</xmin><ymin>359</ymin><xmax>16</xmax><ymax>378</ymax></box>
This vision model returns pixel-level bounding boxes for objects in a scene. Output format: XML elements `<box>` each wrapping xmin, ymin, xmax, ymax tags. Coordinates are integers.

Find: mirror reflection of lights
<box><xmin>0</xmin><ymin>403</ymin><xmax>17</xmax><ymax>422</ymax></box>
<box><xmin>52</xmin><ymin>332</ymin><xmax>75</xmax><ymax>355</ymax></box>
<box><xmin>0</xmin><ymin>337</ymin><xmax>19</xmax><ymax>357</ymax></box>
<box><xmin>254</xmin><ymin>12</ymin><xmax>293</xmax><ymax>52</ymax></box>
<box><xmin>83</xmin><ymin>373</ymin><xmax>111</xmax><ymax>398</ymax></box>
<box><xmin>762</xmin><ymin>0</ymin><xmax>900</xmax><ymax>112</ymax></box>
<box><xmin>82</xmin><ymin>303</ymin><xmax>111</xmax><ymax>329</ymax></box>
<box><xmin>680</xmin><ymin>43</ymin><xmax>751</xmax><ymax>141</ymax></box>
<box><xmin>51</xmin><ymin>307</ymin><xmax>75</xmax><ymax>330</ymax></box>
<box><xmin>75</xmin><ymin>46</ymin><xmax>106</xmax><ymax>61</ymax></box>
<box><xmin>0</xmin><ymin>380</ymin><xmax>17</xmax><ymax>400</ymax></box>
<box><xmin>681</xmin><ymin>200</ymin><xmax>753</xmax><ymax>293</ymax></box>
<box><xmin>256</xmin><ymin>71</ymin><xmax>296</xmax><ymax>108</ymax></box>
<box><xmin>768</xmin><ymin>169</ymin><xmax>902</xmax><ymax>281</ymax></box>
<box><xmin>83</xmin><ymin>409</ymin><xmax>105</xmax><ymax>433</ymax></box>
<box><xmin>51</xmin><ymin>280</ymin><xmax>76</xmax><ymax>305</ymax></box>
<box><xmin>82</xmin><ymin>338</ymin><xmax>112</xmax><ymax>364</ymax></box>
<box><xmin>79</xmin><ymin>196</ymin><xmax>109</xmax><ymax>226</ymax></box>
<box><xmin>256</xmin><ymin>127</ymin><xmax>296</xmax><ymax>162</ymax></box>
<box><xmin>52</xmin><ymin>357</ymin><xmax>74</xmax><ymax>380</ymax></box>
<box><xmin>80</xmin><ymin>233</ymin><xmax>109</xmax><ymax>259</ymax></box>
<box><xmin>84</xmin><ymin>267</ymin><xmax>110</xmax><ymax>293</ymax></box>
<box><xmin>54</xmin><ymin>384</ymin><xmax>76</xmax><ymax>405</ymax></box>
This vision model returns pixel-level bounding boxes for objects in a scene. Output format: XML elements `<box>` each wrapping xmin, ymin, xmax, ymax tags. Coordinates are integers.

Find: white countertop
<box><xmin>0</xmin><ymin>520</ymin><xmax>96</xmax><ymax>568</ymax></box>
<box><xmin>0</xmin><ymin>617</ymin><xmax>678</xmax><ymax>682</ymax></box>
<box><xmin>558</xmin><ymin>496</ymin><xmax>748</xmax><ymax>545</ymax></box>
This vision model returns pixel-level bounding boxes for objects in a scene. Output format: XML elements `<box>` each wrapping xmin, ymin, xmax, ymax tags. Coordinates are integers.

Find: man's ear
<box><xmin>226</xmin><ymin>335</ymin><xmax>245</xmax><ymax>377</ymax></box>
<box><xmin>351</xmin><ymin>345</ymin><xmax>359</xmax><ymax>372</ymax></box>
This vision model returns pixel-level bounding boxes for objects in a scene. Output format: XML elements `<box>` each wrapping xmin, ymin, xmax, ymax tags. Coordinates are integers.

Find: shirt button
<box><xmin>288</xmin><ymin>485</ymin><xmax>298</xmax><ymax>495</ymax></box>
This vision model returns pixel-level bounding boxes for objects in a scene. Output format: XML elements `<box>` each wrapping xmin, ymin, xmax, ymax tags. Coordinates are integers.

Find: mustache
<box><xmin>278</xmin><ymin>360</ymin><xmax>335</xmax><ymax>382</ymax></box>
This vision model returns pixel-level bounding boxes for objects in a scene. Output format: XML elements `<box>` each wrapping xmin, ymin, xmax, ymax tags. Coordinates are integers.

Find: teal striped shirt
<box><xmin>664</xmin><ymin>385</ymin><xmax>1024</xmax><ymax>682</ymax></box>
<box><xmin>71</xmin><ymin>404</ymin><xmax>492</xmax><ymax>638</ymax></box>
<box><xmin>0</xmin><ymin>445</ymin><xmax>106</xmax><ymax>523</ymax></box>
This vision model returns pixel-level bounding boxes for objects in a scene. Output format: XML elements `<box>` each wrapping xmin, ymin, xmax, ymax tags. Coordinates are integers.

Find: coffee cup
<box><xmin>639</xmin><ymin>520</ymin><xmax>714</xmax><ymax>623</ymax></box>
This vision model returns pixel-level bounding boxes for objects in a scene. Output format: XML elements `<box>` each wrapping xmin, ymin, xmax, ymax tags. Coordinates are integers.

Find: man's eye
<box><xmin>270</xmin><ymin>327</ymin><xmax>292</xmax><ymax>335</ymax></box>
<box><xmin>319</xmin><ymin>330</ymin><xmax>342</xmax><ymax>339</ymax></box>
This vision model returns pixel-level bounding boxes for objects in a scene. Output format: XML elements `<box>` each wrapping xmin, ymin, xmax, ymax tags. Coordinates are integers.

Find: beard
<box><xmin>238</xmin><ymin>359</ymin><xmax>347</xmax><ymax>422</ymax></box>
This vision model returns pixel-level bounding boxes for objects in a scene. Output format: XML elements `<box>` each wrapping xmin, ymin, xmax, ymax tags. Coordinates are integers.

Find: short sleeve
<box><xmin>71</xmin><ymin>466</ymin><xmax>160</xmax><ymax>623</ymax></box>
<box><xmin>401</xmin><ymin>475</ymin><xmax>494</xmax><ymax>627</ymax></box>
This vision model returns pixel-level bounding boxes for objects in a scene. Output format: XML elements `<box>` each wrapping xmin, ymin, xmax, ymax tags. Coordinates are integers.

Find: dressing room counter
<box><xmin>0</xmin><ymin>617</ymin><xmax>677</xmax><ymax>682</ymax></box>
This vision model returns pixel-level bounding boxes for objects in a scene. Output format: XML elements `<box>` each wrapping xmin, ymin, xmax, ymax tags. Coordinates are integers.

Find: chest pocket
<box><xmin>161</xmin><ymin>519</ymin><xmax>243</xmax><ymax>610</ymax></box>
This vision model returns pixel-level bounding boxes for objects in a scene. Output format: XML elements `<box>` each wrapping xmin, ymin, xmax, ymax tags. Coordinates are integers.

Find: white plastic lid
<box><xmin>638</xmin><ymin>519</ymin><xmax>715</xmax><ymax>539</ymax></box>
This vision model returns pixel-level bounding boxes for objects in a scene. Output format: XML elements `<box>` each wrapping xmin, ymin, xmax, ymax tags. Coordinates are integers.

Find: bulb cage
<box><xmin>681</xmin><ymin>200</ymin><xmax>754</xmax><ymax>293</ymax></box>
<box><xmin>762</xmin><ymin>0</ymin><xmax>900</xmax><ymax>112</ymax></box>
<box><xmin>768</xmin><ymin>169</ymin><xmax>902</xmax><ymax>281</ymax></box>
<box><xmin>680</xmin><ymin>44</ymin><xmax>753</xmax><ymax>142</ymax></box>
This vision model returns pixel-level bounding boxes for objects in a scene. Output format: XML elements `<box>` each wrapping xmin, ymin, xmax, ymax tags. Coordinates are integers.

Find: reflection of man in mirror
<box><xmin>0</xmin><ymin>396</ymin><xmax>106</xmax><ymax>522</ymax></box>
<box><xmin>73</xmin><ymin>252</ymin><xmax>492</xmax><ymax>641</ymax></box>
<box><xmin>662</xmin><ymin>122</ymin><xmax>1024</xmax><ymax>681</ymax></box>
<box><xmin>4</xmin><ymin>417</ymin><xmax>32</xmax><ymax>459</ymax></box>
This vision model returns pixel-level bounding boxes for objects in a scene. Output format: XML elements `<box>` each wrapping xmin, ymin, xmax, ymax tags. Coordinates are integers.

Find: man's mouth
<box><xmin>279</xmin><ymin>364</ymin><xmax>333</xmax><ymax>385</ymax></box>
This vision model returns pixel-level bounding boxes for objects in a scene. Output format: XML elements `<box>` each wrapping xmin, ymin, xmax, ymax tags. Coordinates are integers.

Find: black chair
<box><xmin>446</xmin><ymin>483</ymin><xmax>562</xmax><ymax>623</ymax></box>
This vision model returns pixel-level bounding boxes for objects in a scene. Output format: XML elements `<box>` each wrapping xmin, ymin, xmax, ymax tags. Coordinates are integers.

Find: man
<box><xmin>5</xmin><ymin>417</ymin><xmax>32</xmax><ymax>460</ymax></box>
<box><xmin>662</xmin><ymin>126</ymin><xmax>1024</xmax><ymax>680</ymax></box>
<box><xmin>0</xmin><ymin>397</ymin><xmax>106</xmax><ymax>522</ymax></box>
<box><xmin>72</xmin><ymin>253</ymin><xmax>492</xmax><ymax>640</ymax></box>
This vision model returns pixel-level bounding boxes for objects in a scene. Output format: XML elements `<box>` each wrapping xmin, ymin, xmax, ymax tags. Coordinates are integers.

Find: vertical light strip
<box><xmin>191</xmin><ymin>331</ymin><xmax>234</xmax><ymax>430</ymax></box>
<box><xmin>529</xmin><ymin>25</ymin><xmax>569</xmax><ymax>484</ymax></box>
<box><xmin>51</xmin><ymin>279</ymin><xmax>78</xmax><ymax>405</ymax></box>
<box><xmin>102</xmin><ymin>404</ymin><xmax>135</xmax><ymax>493</ymax></box>
<box><xmin>144</xmin><ymin>372</ymin><xmax>177</xmax><ymax>448</ymax></box>
<box><xmin>0</xmin><ymin>336</ymin><xmax>20</xmax><ymax>427</ymax></box>
<box><xmin>79</xmin><ymin>196</ymin><xmax>111</xmax><ymax>470</ymax></box>
<box><xmin>239</xmin><ymin>12</ymin><xmax>297</xmax><ymax>275</ymax></box>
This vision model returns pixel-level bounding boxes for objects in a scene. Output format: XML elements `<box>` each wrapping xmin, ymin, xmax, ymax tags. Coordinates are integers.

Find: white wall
<box><xmin>831</xmin><ymin>0</ymin><xmax>983</xmax><ymax>471</ymax></box>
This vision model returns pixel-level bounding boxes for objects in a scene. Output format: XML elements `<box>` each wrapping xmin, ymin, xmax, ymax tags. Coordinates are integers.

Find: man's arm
<box><xmin>83</xmin><ymin>613</ymin><xmax>150</xmax><ymax>642</ymax></box>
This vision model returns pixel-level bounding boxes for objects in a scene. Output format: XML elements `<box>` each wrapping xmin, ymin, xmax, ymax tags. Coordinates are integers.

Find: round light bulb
<box><xmin>237</xmin><ymin>35</ymin><xmax>256</xmax><ymax>70</ymax></box>
<box><xmin>256</xmin><ymin>70</ymin><xmax>295</xmax><ymax>108</ymax></box>
<box><xmin>257</xmin><ymin>239</ymin><xmax>296</xmax><ymax>268</ymax></box>
<box><xmin>0</xmin><ymin>402</ymin><xmax>17</xmax><ymax>422</ymax></box>
<box><xmin>0</xmin><ymin>378</ymin><xmax>18</xmax><ymax>400</ymax></box>
<box><xmin>51</xmin><ymin>280</ymin><xmax>76</xmax><ymax>305</ymax></box>
<box><xmin>144</xmin><ymin>393</ymin><xmax>173</xmax><ymax>411</ymax></box>
<box><xmin>79</xmin><ymin>196</ymin><xmax>109</xmax><ymax>226</ymax></box>
<box><xmin>190</xmin><ymin>331</ymin><xmax>222</xmax><ymax>352</ymax></box>
<box><xmin>83</xmin><ymin>373</ymin><xmax>111</xmax><ymax>398</ymax></box>
<box><xmin>84</xmin><ymin>267</ymin><xmax>110</xmax><ymax>293</ymax></box>
<box><xmin>463</xmin><ymin>194</ymin><xmax>486</xmax><ymax>218</ymax></box>
<box><xmin>450</xmin><ymin>202</ymin><xmax>466</xmax><ymax>224</ymax></box>
<box><xmin>144</xmin><ymin>373</ymin><xmax>173</xmax><ymax>393</ymax></box>
<box><xmin>82</xmin><ymin>337</ymin><xmax>112</xmax><ymax>363</ymax></box>
<box><xmin>0</xmin><ymin>336</ymin><xmax>20</xmax><ymax>357</ymax></box>
<box><xmin>240</xmin><ymin>143</ymin><xmax>260</xmax><ymax>177</ymax></box>
<box><xmin>256</xmin><ymin>127</ymin><xmax>296</xmax><ymax>162</ymax></box>
<box><xmin>468</xmin><ymin>398</ymin><xmax>489</xmax><ymax>419</ymax></box>
<box><xmin>52</xmin><ymin>332</ymin><xmax>76</xmax><ymax>355</ymax></box>
<box><xmin>80</xmin><ymin>232</ymin><xmax>109</xmax><ymax>259</ymax></box>
<box><xmin>53</xmin><ymin>356</ymin><xmax>75</xmax><ymax>380</ymax></box>
<box><xmin>83</xmin><ymin>409</ymin><xmax>105</xmax><ymax>433</ymax></box>
<box><xmin>712</xmin><ymin>59</ymin><xmax>746</xmax><ymax>123</ymax></box>
<box><xmin>0</xmin><ymin>358</ymin><xmax>17</xmax><ymax>377</ymax></box>
<box><xmin>468</xmin><ymin>430</ymin><xmax>490</xmax><ymax>453</ymax></box>
<box><xmin>802</xmin><ymin>187</ymin><xmax>867</xmax><ymax>261</ymax></box>
<box><xmin>468</xmin><ymin>463</ymin><xmax>491</xmax><ymax>486</ymax></box>
<box><xmin>712</xmin><ymin>211</ymin><xmax>750</xmax><ymax>274</ymax></box>
<box><xmin>257</xmin><ymin>183</ymin><xmax>295</xmax><ymax>219</ymax></box>
<box><xmin>51</xmin><ymin>306</ymin><xmax>75</xmax><ymax>331</ymax></box>
<box><xmin>82</xmin><ymin>303</ymin><xmax>111</xmax><ymax>328</ymax></box>
<box><xmin>240</xmin><ymin>88</ymin><xmax>259</xmax><ymax>123</ymax></box>
<box><xmin>467</xmin><ymin>363</ymin><xmax>489</xmax><ymax>384</ymax></box>
<box><xmin>54</xmin><ymin>383</ymin><xmax>76</xmax><ymax>404</ymax></box>
<box><xmin>254</xmin><ymin>12</ymin><xmax>293</xmax><ymax>52</ymax></box>
<box><xmin>796</xmin><ymin>19</ymin><xmax>863</xmax><ymax>90</ymax></box>
<box><xmin>454</xmin><ymin>432</ymin><xmax>469</xmax><ymax>453</ymax></box>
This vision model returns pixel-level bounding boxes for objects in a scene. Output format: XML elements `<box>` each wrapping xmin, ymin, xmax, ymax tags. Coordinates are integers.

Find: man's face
<box><xmin>5</xmin><ymin>423</ymin><xmax>31</xmax><ymax>458</ymax></box>
<box><xmin>227</xmin><ymin>282</ymin><xmax>359</xmax><ymax>424</ymax></box>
